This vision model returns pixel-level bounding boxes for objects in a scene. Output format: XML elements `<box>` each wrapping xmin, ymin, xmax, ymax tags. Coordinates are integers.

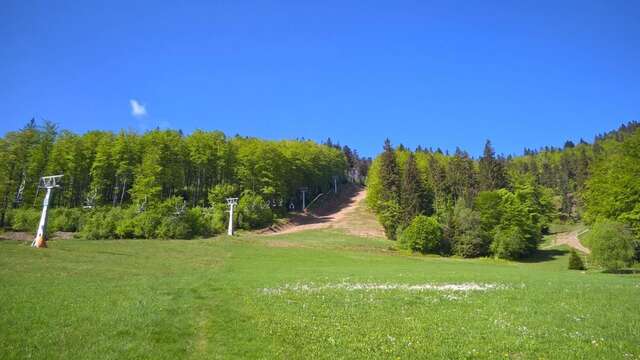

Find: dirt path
<box><xmin>261</xmin><ymin>187</ymin><xmax>385</xmax><ymax>238</ymax></box>
<box><xmin>553</xmin><ymin>230</ymin><xmax>591</xmax><ymax>254</ymax></box>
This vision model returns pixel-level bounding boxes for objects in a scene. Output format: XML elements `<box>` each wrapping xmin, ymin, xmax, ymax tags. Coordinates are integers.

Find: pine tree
<box><xmin>379</xmin><ymin>139</ymin><xmax>400</xmax><ymax>202</ymax></box>
<box><xmin>479</xmin><ymin>140</ymin><xmax>507</xmax><ymax>191</ymax></box>
<box><xmin>378</xmin><ymin>139</ymin><xmax>401</xmax><ymax>238</ymax></box>
<box><xmin>400</xmin><ymin>153</ymin><xmax>424</xmax><ymax>225</ymax></box>
<box><xmin>447</xmin><ymin>148</ymin><xmax>477</xmax><ymax>204</ymax></box>
<box><xmin>568</xmin><ymin>249</ymin><xmax>586</xmax><ymax>270</ymax></box>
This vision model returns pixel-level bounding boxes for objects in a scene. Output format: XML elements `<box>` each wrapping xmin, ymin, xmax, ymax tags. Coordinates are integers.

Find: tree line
<box><xmin>367</xmin><ymin>121</ymin><xmax>640</xmax><ymax>267</ymax></box>
<box><xmin>0</xmin><ymin>119</ymin><xmax>369</xmax><ymax>238</ymax></box>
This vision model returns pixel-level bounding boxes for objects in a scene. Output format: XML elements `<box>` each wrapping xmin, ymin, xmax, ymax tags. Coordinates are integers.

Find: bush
<box><xmin>49</xmin><ymin>208</ymin><xmax>84</xmax><ymax>232</ymax></box>
<box><xmin>80</xmin><ymin>207</ymin><xmax>126</xmax><ymax>239</ymax></box>
<box><xmin>491</xmin><ymin>226</ymin><xmax>528</xmax><ymax>260</ymax></box>
<box><xmin>156</xmin><ymin>215</ymin><xmax>193</xmax><ymax>239</ymax></box>
<box><xmin>398</xmin><ymin>215</ymin><xmax>443</xmax><ymax>253</ymax></box>
<box><xmin>8</xmin><ymin>208</ymin><xmax>41</xmax><ymax>232</ymax></box>
<box><xmin>238</xmin><ymin>191</ymin><xmax>272</xmax><ymax>229</ymax></box>
<box><xmin>454</xmin><ymin>232</ymin><xmax>487</xmax><ymax>258</ymax></box>
<box><xmin>189</xmin><ymin>206</ymin><xmax>225</xmax><ymax>237</ymax></box>
<box><xmin>585</xmin><ymin>220</ymin><xmax>635</xmax><ymax>271</ymax></box>
<box><xmin>114</xmin><ymin>207</ymin><xmax>140</xmax><ymax>238</ymax></box>
<box><xmin>568</xmin><ymin>249</ymin><xmax>586</xmax><ymax>270</ymax></box>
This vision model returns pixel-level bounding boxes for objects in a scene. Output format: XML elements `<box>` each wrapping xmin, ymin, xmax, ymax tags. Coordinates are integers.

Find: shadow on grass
<box><xmin>518</xmin><ymin>248</ymin><xmax>570</xmax><ymax>263</ymax></box>
<box><xmin>602</xmin><ymin>269</ymin><xmax>640</xmax><ymax>275</ymax></box>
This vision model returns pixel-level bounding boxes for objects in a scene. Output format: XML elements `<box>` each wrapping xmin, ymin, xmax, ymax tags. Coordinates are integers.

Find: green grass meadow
<box><xmin>1</xmin><ymin>230</ymin><xmax>639</xmax><ymax>359</ymax></box>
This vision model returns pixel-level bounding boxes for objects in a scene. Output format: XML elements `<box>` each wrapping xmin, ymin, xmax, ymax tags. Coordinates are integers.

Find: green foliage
<box><xmin>474</xmin><ymin>191</ymin><xmax>503</xmax><ymax>235</ymax></box>
<box><xmin>238</xmin><ymin>191</ymin><xmax>273</xmax><ymax>229</ymax></box>
<box><xmin>0</xmin><ymin>122</ymin><xmax>347</xmax><ymax>239</ymax></box>
<box><xmin>478</xmin><ymin>140</ymin><xmax>507</xmax><ymax>191</ymax></box>
<box><xmin>586</xmin><ymin>220</ymin><xmax>635</xmax><ymax>271</ymax></box>
<box><xmin>80</xmin><ymin>207</ymin><xmax>127</xmax><ymax>240</ymax></box>
<box><xmin>6</xmin><ymin>208</ymin><xmax>41</xmax><ymax>232</ymax></box>
<box><xmin>208</xmin><ymin>183</ymin><xmax>238</xmax><ymax>205</ymax></box>
<box><xmin>449</xmin><ymin>202</ymin><xmax>487</xmax><ymax>257</ymax></box>
<box><xmin>49</xmin><ymin>208</ymin><xmax>84</xmax><ymax>232</ymax></box>
<box><xmin>188</xmin><ymin>206</ymin><xmax>226</xmax><ymax>237</ymax></box>
<box><xmin>475</xmin><ymin>189</ymin><xmax>544</xmax><ymax>258</ymax></box>
<box><xmin>568</xmin><ymin>249</ymin><xmax>586</xmax><ymax>270</ymax></box>
<box><xmin>584</xmin><ymin>128</ymin><xmax>640</xmax><ymax>234</ymax></box>
<box><xmin>490</xmin><ymin>226</ymin><xmax>528</xmax><ymax>260</ymax></box>
<box><xmin>446</xmin><ymin>148</ymin><xmax>477</xmax><ymax>205</ymax></box>
<box><xmin>378</xmin><ymin>200</ymin><xmax>401</xmax><ymax>240</ymax></box>
<box><xmin>398</xmin><ymin>215</ymin><xmax>443</xmax><ymax>253</ymax></box>
<box><xmin>399</xmin><ymin>153</ymin><xmax>424</xmax><ymax>226</ymax></box>
<box><xmin>379</xmin><ymin>139</ymin><xmax>400</xmax><ymax>204</ymax></box>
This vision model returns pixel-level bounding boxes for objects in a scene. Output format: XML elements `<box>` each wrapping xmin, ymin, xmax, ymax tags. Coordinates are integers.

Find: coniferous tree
<box><xmin>400</xmin><ymin>153</ymin><xmax>424</xmax><ymax>225</ymax></box>
<box><xmin>378</xmin><ymin>139</ymin><xmax>401</xmax><ymax>238</ymax></box>
<box><xmin>428</xmin><ymin>154</ymin><xmax>447</xmax><ymax>212</ymax></box>
<box><xmin>479</xmin><ymin>140</ymin><xmax>507</xmax><ymax>191</ymax></box>
<box><xmin>380</xmin><ymin>139</ymin><xmax>400</xmax><ymax>202</ymax></box>
<box><xmin>447</xmin><ymin>148</ymin><xmax>477</xmax><ymax>205</ymax></box>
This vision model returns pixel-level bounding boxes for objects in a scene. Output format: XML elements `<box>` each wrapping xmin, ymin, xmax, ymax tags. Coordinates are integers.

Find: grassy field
<box><xmin>1</xmin><ymin>230</ymin><xmax>639</xmax><ymax>359</ymax></box>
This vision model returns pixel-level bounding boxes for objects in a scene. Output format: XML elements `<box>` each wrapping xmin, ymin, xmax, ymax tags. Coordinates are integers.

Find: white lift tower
<box><xmin>226</xmin><ymin>197</ymin><xmax>238</xmax><ymax>236</ymax></box>
<box><xmin>32</xmin><ymin>175</ymin><xmax>63</xmax><ymax>248</ymax></box>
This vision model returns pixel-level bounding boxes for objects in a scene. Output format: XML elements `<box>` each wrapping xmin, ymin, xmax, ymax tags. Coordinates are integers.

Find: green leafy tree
<box><xmin>398</xmin><ymin>215</ymin><xmax>443</xmax><ymax>253</ymax></box>
<box><xmin>586</xmin><ymin>220</ymin><xmax>635</xmax><ymax>271</ymax></box>
<box><xmin>238</xmin><ymin>191</ymin><xmax>273</xmax><ymax>229</ymax></box>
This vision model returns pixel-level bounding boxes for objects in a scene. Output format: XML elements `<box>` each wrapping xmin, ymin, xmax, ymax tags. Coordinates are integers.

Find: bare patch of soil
<box><xmin>554</xmin><ymin>230</ymin><xmax>591</xmax><ymax>254</ymax></box>
<box><xmin>260</xmin><ymin>185</ymin><xmax>384</xmax><ymax>238</ymax></box>
<box><xmin>0</xmin><ymin>231</ymin><xmax>76</xmax><ymax>241</ymax></box>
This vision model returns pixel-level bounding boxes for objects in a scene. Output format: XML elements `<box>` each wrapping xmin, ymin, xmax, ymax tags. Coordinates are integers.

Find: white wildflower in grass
<box><xmin>261</xmin><ymin>281</ymin><xmax>508</xmax><ymax>295</ymax></box>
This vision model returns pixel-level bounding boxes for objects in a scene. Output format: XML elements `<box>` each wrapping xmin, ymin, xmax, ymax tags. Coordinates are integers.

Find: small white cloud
<box><xmin>129</xmin><ymin>99</ymin><xmax>147</xmax><ymax>117</ymax></box>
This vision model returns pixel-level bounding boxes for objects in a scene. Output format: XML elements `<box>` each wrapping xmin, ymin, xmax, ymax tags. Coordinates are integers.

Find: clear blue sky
<box><xmin>2</xmin><ymin>1</ymin><xmax>639</xmax><ymax>157</ymax></box>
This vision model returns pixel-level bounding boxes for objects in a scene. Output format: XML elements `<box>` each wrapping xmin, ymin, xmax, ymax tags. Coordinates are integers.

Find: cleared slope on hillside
<box><xmin>261</xmin><ymin>184</ymin><xmax>384</xmax><ymax>237</ymax></box>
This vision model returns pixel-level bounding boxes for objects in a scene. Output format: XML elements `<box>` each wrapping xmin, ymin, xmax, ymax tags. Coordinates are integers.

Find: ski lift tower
<box><xmin>32</xmin><ymin>175</ymin><xmax>63</xmax><ymax>248</ymax></box>
<box><xmin>226</xmin><ymin>197</ymin><xmax>238</xmax><ymax>236</ymax></box>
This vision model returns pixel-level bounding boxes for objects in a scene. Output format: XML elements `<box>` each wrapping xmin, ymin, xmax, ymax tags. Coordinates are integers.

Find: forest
<box><xmin>367</xmin><ymin>121</ymin><xmax>640</xmax><ymax>266</ymax></box>
<box><xmin>0</xmin><ymin>120</ymin><xmax>369</xmax><ymax>239</ymax></box>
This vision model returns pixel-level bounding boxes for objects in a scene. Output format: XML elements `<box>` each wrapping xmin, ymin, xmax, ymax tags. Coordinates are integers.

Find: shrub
<box><xmin>49</xmin><ymin>208</ymin><xmax>84</xmax><ymax>232</ymax></box>
<box><xmin>131</xmin><ymin>208</ymin><xmax>163</xmax><ymax>238</ymax></box>
<box><xmin>114</xmin><ymin>207</ymin><xmax>139</xmax><ymax>238</ymax></box>
<box><xmin>398</xmin><ymin>215</ymin><xmax>443</xmax><ymax>253</ymax></box>
<box><xmin>189</xmin><ymin>206</ymin><xmax>224</xmax><ymax>237</ymax></box>
<box><xmin>586</xmin><ymin>220</ymin><xmax>635</xmax><ymax>271</ymax></box>
<box><xmin>9</xmin><ymin>208</ymin><xmax>41</xmax><ymax>232</ymax></box>
<box><xmin>79</xmin><ymin>207</ymin><xmax>126</xmax><ymax>239</ymax></box>
<box><xmin>156</xmin><ymin>215</ymin><xmax>193</xmax><ymax>239</ymax></box>
<box><xmin>568</xmin><ymin>249</ymin><xmax>586</xmax><ymax>270</ymax></box>
<box><xmin>454</xmin><ymin>232</ymin><xmax>487</xmax><ymax>258</ymax></box>
<box><xmin>238</xmin><ymin>191</ymin><xmax>272</xmax><ymax>229</ymax></box>
<box><xmin>491</xmin><ymin>226</ymin><xmax>528</xmax><ymax>260</ymax></box>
